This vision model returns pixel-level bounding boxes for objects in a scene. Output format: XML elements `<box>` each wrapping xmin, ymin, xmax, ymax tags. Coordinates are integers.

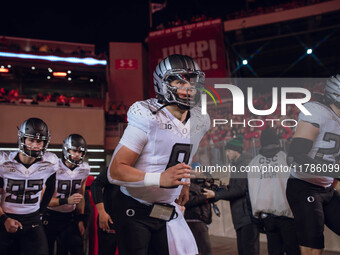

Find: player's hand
<box><xmin>203</xmin><ymin>188</ymin><xmax>215</xmax><ymax>199</ymax></box>
<box><xmin>67</xmin><ymin>193</ymin><xmax>83</xmax><ymax>205</ymax></box>
<box><xmin>175</xmin><ymin>185</ymin><xmax>189</xmax><ymax>206</ymax></box>
<box><xmin>4</xmin><ymin>218</ymin><xmax>23</xmax><ymax>233</ymax></box>
<box><xmin>160</xmin><ymin>163</ymin><xmax>192</xmax><ymax>187</ymax></box>
<box><xmin>78</xmin><ymin>221</ymin><xmax>85</xmax><ymax>236</ymax></box>
<box><xmin>99</xmin><ymin>211</ymin><xmax>113</xmax><ymax>232</ymax></box>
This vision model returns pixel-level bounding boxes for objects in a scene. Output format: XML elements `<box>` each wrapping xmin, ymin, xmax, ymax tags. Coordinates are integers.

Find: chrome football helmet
<box><xmin>62</xmin><ymin>134</ymin><xmax>87</xmax><ymax>166</ymax></box>
<box><xmin>153</xmin><ymin>54</ymin><xmax>205</xmax><ymax>110</ymax></box>
<box><xmin>325</xmin><ymin>74</ymin><xmax>340</xmax><ymax>107</ymax></box>
<box><xmin>18</xmin><ymin>118</ymin><xmax>50</xmax><ymax>158</ymax></box>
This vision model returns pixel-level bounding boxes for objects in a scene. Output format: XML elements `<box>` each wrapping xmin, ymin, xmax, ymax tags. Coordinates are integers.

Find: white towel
<box><xmin>166</xmin><ymin>203</ymin><xmax>198</xmax><ymax>255</ymax></box>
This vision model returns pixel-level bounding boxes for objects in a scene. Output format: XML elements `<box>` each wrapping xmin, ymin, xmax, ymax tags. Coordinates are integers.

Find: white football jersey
<box><xmin>248</xmin><ymin>151</ymin><xmax>293</xmax><ymax>218</ymax></box>
<box><xmin>291</xmin><ymin>101</ymin><xmax>339</xmax><ymax>187</ymax></box>
<box><xmin>48</xmin><ymin>159</ymin><xmax>90</xmax><ymax>213</ymax></box>
<box><xmin>113</xmin><ymin>98</ymin><xmax>210</xmax><ymax>204</ymax></box>
<box><xmin>0</xmin><ymin>151</ymin><xmax>58</xmax><ymax>214</ymax></box>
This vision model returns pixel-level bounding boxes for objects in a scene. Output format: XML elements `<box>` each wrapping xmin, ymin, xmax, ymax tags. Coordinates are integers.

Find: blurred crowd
<box><xmin>0</xmin><ymin>37</ymin><xmax>106</xmax><ymax>59</ymax></box>
<box><xmin>154</xmin><ymin>0</ymin><xmax>329</xmax><ymax>31</ymax></box>
<box><xmin>200</xmin><ymin>82</ymin><xmax>324</xmax><ymax>148</ymax></box>
<box><xmin>0</xmin><ymin>88</ymin><xmax>104</xmax><ymax>108</ymax></box>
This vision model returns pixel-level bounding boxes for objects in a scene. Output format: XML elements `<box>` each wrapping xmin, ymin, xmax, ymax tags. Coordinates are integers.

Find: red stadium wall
<box><xmin>107</xmin><ymin>42</ymin><xmax>147</xmax><ymax>107</ymax></box>
<box><xmin>0</xmin><ymin>104</ymin><xmax>105</xmax><ymax>146</ymax></box>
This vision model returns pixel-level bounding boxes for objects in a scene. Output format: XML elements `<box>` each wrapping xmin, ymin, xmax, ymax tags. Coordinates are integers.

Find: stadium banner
<box><xmin>148</xmin><ymin>19</ymin><xmax>228</xmax><ymax>96</ymax></box>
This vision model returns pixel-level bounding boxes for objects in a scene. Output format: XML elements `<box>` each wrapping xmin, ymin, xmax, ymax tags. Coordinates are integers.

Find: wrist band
<box><xmin>144</xmin><ymin>173</ymin><xmax>161</xmax><ymax>187</ymax></box>
<box><xmin>0</xmin><ymin>214</ymin><xmax>9</xmax><ymax>225</ymax></box>
<box><xmin>59</xmin><ymin>198</ymin><xmax>68</xmax><ymax>205</ymax></box>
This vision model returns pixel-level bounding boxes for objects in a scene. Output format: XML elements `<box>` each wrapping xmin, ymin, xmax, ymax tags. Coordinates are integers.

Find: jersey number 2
<box><xmin>315</xmin><ymin>132</ymin><xmax>340</xmax><ymax>162</ymax></box>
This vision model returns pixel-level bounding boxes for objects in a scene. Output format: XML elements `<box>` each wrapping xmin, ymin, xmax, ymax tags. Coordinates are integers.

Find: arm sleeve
<box><xmin>90</xmin><ymin>168</ymin><xmax>109</xmax><ymax>205</ymax></box>
<box><xmin>185</xmin><ymin>193</ymin><xmax>209</xmax><ymax>209</ymax></box>
<box><xmin>214</xmin><ymin>178</ymin><xmax>247</xmax><ymax>202</ymax></box>
<box><xmin>287</xmin><ymin>137</ymin><xmax>340</xmax><ymax>177</ymax></box>
<box><xmin>40</xmin><ymin>173</ymin><xmax>56</xmax><ymax>213</ymax></box>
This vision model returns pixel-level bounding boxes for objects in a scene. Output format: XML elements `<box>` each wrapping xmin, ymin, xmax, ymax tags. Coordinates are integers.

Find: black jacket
<box><xmin>184</xmin><ymin>182</ymin><xmax>212</xmax><ymax>224</ymax></box>
<box><xmin>214</xmin><ymin>153</ymin><xmax>253</xmax><ymax>230</ymax></box>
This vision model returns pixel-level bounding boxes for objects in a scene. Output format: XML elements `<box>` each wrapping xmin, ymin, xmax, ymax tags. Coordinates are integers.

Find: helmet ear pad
<box><xmin>165</xmin><ymin>91</ymin><xmax>172</xmax><ymax>101</ymax></box>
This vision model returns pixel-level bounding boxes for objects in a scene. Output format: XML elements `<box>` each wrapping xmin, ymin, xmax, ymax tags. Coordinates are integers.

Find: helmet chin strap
<box><xmin>177</xmin><ymin>103</ymin><xmax>190</xmax><ymax>111</ymax></box>
<box><xmin>150</xmin><ymin>102</ymin><xmax>177</xmax><ymax>115</ymax></box>
<box><xmin>23</xmin><ymin>146</ymin><xmax>41</xmax><ymax>158</ymax></box>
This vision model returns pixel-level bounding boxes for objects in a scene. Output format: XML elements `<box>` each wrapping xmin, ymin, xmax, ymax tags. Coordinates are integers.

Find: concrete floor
<box><xmin>210</xmin><ymin>235</ymin><xmax>340</xmax><ymax>255</ymax></box>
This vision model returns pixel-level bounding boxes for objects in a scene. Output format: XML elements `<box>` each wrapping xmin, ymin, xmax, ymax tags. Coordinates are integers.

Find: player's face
<box><xmin>68</xmin><ymin>149</ymin><xmax>83</xmax><ymax>162</ymax></box>
<box><xmin>226</xmin><ymin>149</ymin><xmax>239</xmax><ymax>162</ymax></box>
<box><xmin>170</xmin><ymin>79</ymin><xmax>197</xmax><ymax>100</ymax></box>
<box><xmin>25</xmin><ymin>138</ymin><xmax>44</xmax><ymax>151</ymax></box>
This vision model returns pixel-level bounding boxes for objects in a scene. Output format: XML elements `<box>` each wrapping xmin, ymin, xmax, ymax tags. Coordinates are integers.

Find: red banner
<box><xmin>148</xmin><ymin>19</ymin><xmax>228</xmax><ymax>88</ymax></box>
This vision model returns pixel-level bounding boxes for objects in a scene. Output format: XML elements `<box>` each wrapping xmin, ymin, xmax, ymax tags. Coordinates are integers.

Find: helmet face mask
<box><xmin>163</xmin><ymin>69</ymin><xmax>204</xmax><ymax>109</ymax></box>
<box><xmin>153</xmin><ymin>55</ymin><xmax>205</xmax><ymax>110</ymax></box>
<box><xmin>62</xmin><ymin>134</ymin><xmax>87</xmax><ymax>166</ymax></box>
<box><xmin>18</xmin><ymin>118</ymin><xmax>50</xmax><ymax>158</ymax></box>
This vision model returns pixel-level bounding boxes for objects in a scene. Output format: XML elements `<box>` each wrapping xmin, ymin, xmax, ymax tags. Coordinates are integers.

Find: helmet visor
<box><xmin>164</xmin><ymin>69</ymin><xmax>205</xmax><ymax>88</ymax></box>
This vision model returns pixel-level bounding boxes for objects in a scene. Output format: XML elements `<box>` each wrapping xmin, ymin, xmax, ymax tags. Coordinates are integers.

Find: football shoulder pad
<box><xmin>42</xmin><ymin>152</ymin><xmax>59</xmax><ymax>165</ymax></box>
<box><xmin>190</xmin><ymin>106</ymin><xmax>211</xmax><ymax>133</ymax></box>
<box><xmin>0</xmin><ymin>151</ymin><xmax>11</xmax><ymax>165</ymax></box>
<box><xmin>298</xmin><ymin>101</ymin><xmax>332</xmax><ymax>128</ymax></box>
<box><xmin>127</xmin><ymin>99</ymin><xmax>159</xmax><ymax>134</ymax></box>
<box><xmin>77</xmin><ymin>161</ymin><xmax>90</xmax><ymax>175</ymax></box>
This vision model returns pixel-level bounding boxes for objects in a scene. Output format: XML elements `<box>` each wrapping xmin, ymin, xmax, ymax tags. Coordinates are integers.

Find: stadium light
<box><xmin>0</xmin><ymin>52</ymin><xmax>107</xmax><ymax>66</ymax></box>
<box><xmin>53</xmin><ymin>72</ymin><xmax>67</xmax><ymax>77</ymax></box>
<box><xmin>0</xmin><ymin>68</ymin><xmax>9</xmax><ymax>73</ymax></box>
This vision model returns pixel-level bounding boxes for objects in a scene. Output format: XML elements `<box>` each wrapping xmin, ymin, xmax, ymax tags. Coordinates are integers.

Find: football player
<box><xmin>0</xmin><ymin>117</ymin><xmax>58</xmax><ymax>255</ymax></box>
<box><xmin>43</xmin><ymin>134</ymin><xmax>90</xmax><ymax>255</ymax></box>
<box><xmin>286</xmin><ymin>75</ymin><xmax>340</xmax><ymax>255</ymax></box>
<box><xmin>108</xmin><ymin>54</ymin><xmax>210</xmax><ymax>255</ymax></box>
